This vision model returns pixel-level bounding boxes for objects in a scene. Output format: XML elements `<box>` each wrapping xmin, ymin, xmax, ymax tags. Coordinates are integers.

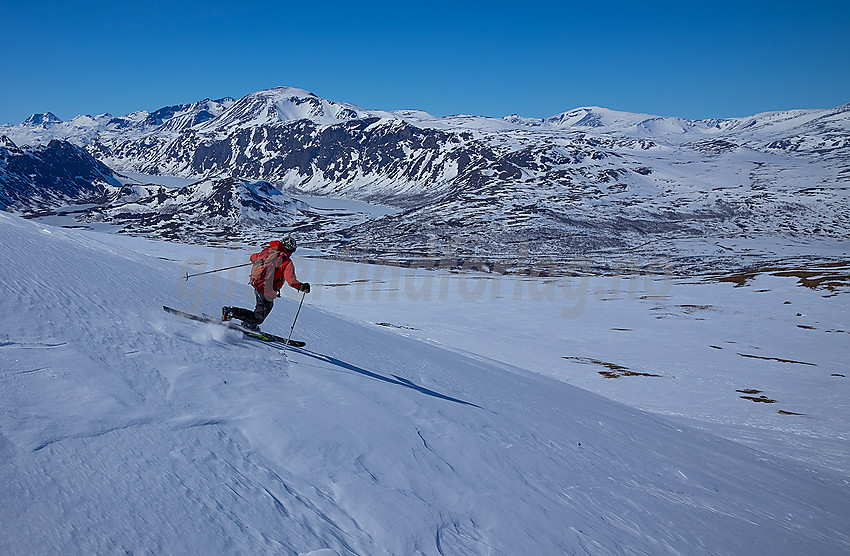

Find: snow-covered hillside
<box><xmin>0</xmin><ymin>138</ymin><xmax>120</xmax><ymax>210</ymax></box>
<box><xmin>296</xmin><ymin>252</ymin><xmax>850</xmax><ymax>475</ymax></box>
<box><xmin>75</xmin><ymin>175</ymin><xmax>390</xmax><ymax>245</ymax></box>
<box><xmin>79</xmin><ymin>176</ymin><xmax>311</xmax><ymax>242</ymax></box>
<box><xmin>1</xmin><ymin>212</ymin><xmax>849</xmax><ymax>555</ymax></box>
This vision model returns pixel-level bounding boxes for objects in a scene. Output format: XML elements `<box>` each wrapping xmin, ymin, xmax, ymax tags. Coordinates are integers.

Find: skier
<box><xmin>222</xmin><ymin>236</ymin><xmax>310</xmax><ymax>330</ymax></box>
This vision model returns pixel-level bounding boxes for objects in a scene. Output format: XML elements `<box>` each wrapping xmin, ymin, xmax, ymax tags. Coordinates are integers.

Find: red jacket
<box><xmin>249</xmin><ymin>241</ymin><xmax>302</xmax><ymax>300</ymax></box>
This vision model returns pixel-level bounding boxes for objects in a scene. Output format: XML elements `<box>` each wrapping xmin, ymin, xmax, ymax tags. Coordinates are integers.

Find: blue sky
<box><xmin>1</xmin><ymin>0</ymin><xmax>848</xmax><ymax>124</ymax></box>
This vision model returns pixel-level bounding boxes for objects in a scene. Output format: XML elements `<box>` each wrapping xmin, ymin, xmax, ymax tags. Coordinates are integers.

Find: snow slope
<box><xmin>295</xmin><ymin>255</ymin><xmax>850</xmax><ymax>475</ymax></box>
<box><xmin>1</xmin><ymin>211</ymin><xmax>849</xmax><ymax>555</ymax></box>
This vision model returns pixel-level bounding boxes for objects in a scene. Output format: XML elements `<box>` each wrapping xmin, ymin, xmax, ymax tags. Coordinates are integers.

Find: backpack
<box><xmin>249</xmin><ymin>245</ymin><xmax>289</xmax><ymax>297</ymax></box>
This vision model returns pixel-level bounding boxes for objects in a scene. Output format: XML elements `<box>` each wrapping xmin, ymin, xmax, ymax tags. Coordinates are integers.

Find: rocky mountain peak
<box><xmin>0</xmin><ymin>135</ymin><xmax>18</xmax><ymax>149</ymax></box>
<box><xmin>22</xmin><ymin>112</ymin><xmax>62</xmax><ymax>127</ymax></box>
<box><xmin>199</xmin><ymin>86</ymin><xmax>377</xmax><ymax>132</ymax></box>
<box><xmin>0</xmin><ymin>139</ymin><xmax>118</xmax><ymax>210</ymax></box>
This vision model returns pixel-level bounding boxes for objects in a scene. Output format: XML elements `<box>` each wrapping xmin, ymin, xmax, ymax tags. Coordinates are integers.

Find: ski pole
<box><xmin>281</xmin><ymin>291</ymin><xmax>306</xmax><ymax>357</ymax></box>
<box><xmin>184</xmin><ymin>262</ymin><xmax>252</xmax><ymax>281</ymax></box>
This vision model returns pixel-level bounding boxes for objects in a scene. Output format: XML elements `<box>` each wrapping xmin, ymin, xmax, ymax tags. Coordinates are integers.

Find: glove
<box><xmin>299</xmin><ymin>282</ymin><xmax>311</xmax><ymax>294</ymax></box>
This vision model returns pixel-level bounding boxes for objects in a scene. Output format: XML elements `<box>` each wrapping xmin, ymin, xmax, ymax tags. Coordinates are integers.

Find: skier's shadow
<box><xmin>292</xmin><ymin>349</ymin><xmax>481</xmax><ymax>409</ymax></box>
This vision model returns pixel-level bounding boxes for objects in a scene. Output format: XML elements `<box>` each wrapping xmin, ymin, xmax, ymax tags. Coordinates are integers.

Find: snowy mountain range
<box><xmin>2</xmin><ymin>86</ymin><xmax>848</xmax><ymax>272</ymax></box>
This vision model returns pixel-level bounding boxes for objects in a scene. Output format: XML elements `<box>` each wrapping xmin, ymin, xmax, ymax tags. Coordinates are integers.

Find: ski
<box><xmin>228</xmin><ymin>322</ymin><xmax>307</xmax><ymax>347</ymax></box>
<box><xmin>162</xmin><ymin>306</ymin><xmax>306</xmax><ymax>347</ymax></box>
<box><xmin>162</xmin><ymin>306</ymin><xmax>218</xmax><ymax>324</ymax></box>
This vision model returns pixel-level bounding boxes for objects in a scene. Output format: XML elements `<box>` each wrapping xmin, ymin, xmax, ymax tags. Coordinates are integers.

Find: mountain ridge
<box><xmin>79</xmin><ymin>175</ymin><xmax>371</xmax><ymax>244</ymax></box>
<box><xmin>6</xmin><ymin>90</ymin><xmax>847</xmax><ymax>146</ymax></box>
<box><xmin>0</xmin><ymin>138</ymin><xmax>120</xmax><ymax>210</ymax></box>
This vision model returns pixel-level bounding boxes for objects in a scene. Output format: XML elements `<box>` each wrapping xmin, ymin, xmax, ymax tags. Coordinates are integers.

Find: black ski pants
<box><xmin>231</xmin><ymin>289</ymin><xmax>274</xmax><ymax>326</ymax></box>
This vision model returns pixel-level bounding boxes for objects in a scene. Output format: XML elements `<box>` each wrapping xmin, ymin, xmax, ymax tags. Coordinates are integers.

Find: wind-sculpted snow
<box><xmin>2</xmin><ymin>211</ymin><xmax>849</xmax><ymax>554</ymax></box>
<box><xmin>9</xmin><ymin>210</ymin><xmax>850</xmax><ymax>553</ymax></box>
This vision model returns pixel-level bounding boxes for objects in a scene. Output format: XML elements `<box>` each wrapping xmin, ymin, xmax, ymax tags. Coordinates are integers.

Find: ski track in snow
<box><xmin>1</xmin><ymin>211</ymin><xmax>849</xmax><ymax>555</ymax></box>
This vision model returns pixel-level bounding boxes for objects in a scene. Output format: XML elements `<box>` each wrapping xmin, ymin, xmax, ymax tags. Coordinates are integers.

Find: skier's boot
<box><xmin>242</xmin><ymin>321</ymin><xmax>260</xmax><ymax>331</ymax></box>
<box><xmin>221</xmin><ymin>306</ymin><xmax>233</xmax><ymax>322</ymax></box>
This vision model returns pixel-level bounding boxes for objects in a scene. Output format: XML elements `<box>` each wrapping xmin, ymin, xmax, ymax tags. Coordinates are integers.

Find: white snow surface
<box><xmin>1</xmin><ymin>211</ymin><xmax>849</xmax><ymax>555</ymax></box>
<box><xmin>300</xmin><ymin>255</ymin><xmax>850</xmax><ymax>475</ymax></box>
